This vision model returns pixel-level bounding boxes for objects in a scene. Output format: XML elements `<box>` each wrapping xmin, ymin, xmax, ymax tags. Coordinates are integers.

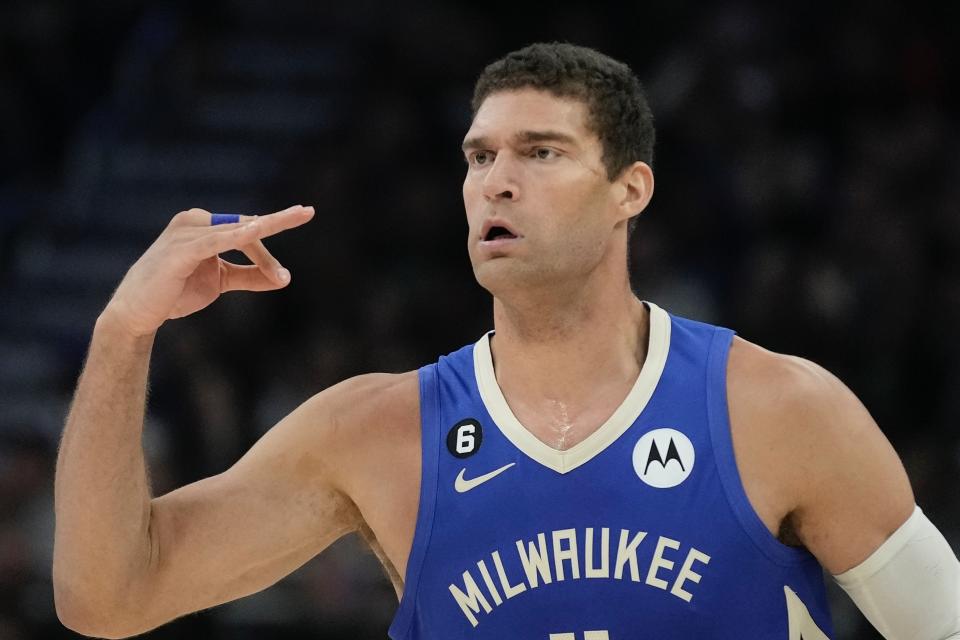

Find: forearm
<box><xmin>53</xmin><ymin>308</ymin><xmax>158</xmax><ymax>627</ymax></box>
<box><xmin>833</xmin><ymin>505</ymin><xmax>960</xmax><ymax>640</ymax></box>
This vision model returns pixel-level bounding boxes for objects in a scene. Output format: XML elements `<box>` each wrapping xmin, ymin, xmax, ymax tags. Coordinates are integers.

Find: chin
<box><xmin>473</xmin><ymin>259</ymin><xmax>522</xmax><ymax>295</ymax></box>
<box><xmin>472</xmin><ymin>259</ymin><xmax>557</xmax><ymax>298</ymax></box>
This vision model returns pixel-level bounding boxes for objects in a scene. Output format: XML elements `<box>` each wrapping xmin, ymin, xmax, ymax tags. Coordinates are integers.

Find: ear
<box><xmin>614</xmin><ymin>161</ymin><xmax>654</xmax><ymax>224</ymax></box>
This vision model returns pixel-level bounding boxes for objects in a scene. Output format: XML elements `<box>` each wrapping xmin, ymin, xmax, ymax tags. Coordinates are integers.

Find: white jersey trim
<box><xmin>473</xmin><ymin>301</ymin><xmax>672</xmax><ymax>474</ymax></box>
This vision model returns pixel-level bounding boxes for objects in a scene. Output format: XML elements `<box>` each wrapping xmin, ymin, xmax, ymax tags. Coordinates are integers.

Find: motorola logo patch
<box><xmin>632</xmin><ymin>428</ymin><xmax>695</xmax><ymax>488</ymax></box>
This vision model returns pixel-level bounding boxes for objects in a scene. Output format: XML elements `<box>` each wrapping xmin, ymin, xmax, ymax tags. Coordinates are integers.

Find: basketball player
<box><xmin>53</xmin><ymin>43</ymin><xmax>959</xmax><ymax>639</ymax></box>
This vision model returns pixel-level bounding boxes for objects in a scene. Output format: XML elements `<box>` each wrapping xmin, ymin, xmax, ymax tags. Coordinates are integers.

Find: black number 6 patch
<box><xmin>447</xmin><ymin>418</ymin><xmax>482</xmax><ymax>458</ymax></box>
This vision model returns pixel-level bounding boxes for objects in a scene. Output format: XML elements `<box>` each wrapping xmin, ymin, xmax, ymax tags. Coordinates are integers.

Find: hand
<box><xmin>102</xmin><ymin>204</ymin><xmax>315</xmax><ymax>337</ymax></box>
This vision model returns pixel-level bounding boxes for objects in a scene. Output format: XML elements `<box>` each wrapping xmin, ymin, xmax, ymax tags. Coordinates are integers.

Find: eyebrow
<box><xmin>461</xmin><ymin>129</ymin><xmax>579</xmax><ymax>152</ymax></box>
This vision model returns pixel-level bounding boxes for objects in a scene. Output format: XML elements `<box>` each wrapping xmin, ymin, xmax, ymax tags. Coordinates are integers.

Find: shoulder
<box><xmin>726</xmin><ymin>336</ymin><xmax>895</xmax><ymax>464</ymax></box>
<box><xmin>725</xmin><ymin>336</ymin><xmax>915</xmax><ymax>573</ymax></box>
<box><xmin>725</xmin><ymin>336</ymin><xmax>863</xmax><ymax>494</ymax></box>
<box><xmin>726</xmin><ymin>336</ymin><xmax>853</xmax><ymax>427</ymax></box>
<box><xmin>268</xmin><ymin>371</ymin><xmax>419</xmax><ymax>489</ymax></box>
<box><xmin>319</xmin><ymin>370</ymin><xmax>420</xmax><ymax>416</ymax></box>
<box><xmin>305</xmin><ymin>370</ymin><xmax>420</xmax><ymax>445</ymax></box>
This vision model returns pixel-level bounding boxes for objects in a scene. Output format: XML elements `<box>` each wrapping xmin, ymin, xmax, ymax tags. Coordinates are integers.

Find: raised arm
<box><xmin>52</xmin><ymin>204</ymin><xmax>353</xmax><ymax>637</ymax></box>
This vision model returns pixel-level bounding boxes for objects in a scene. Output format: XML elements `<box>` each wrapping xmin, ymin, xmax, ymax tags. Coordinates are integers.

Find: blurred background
<box><xmin>1</xmin><ymin>0</ymin><xmax>957</xmax><ymax>637</ymax></box>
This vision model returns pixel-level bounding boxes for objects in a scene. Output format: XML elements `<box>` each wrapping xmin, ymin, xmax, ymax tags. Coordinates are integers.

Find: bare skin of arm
<box><xmin>52</xmin><ymin>205</ymin><xmax>424</xmax><ymax>637</ymax></box>
<box><xmin>53</xmin><ymin>312</ymin><xmax>159</xmax><ymax>635</ymax></box>
<box><xmin>141</xmin><ymin>369</ymin><xmax>420</xmax><ymax>627</ymax></box>
<box><xmin>56</xmin><ymin>316</ymin><xmax>414</xmax><ymax>638</ymax></box>
<box><xmin>727</xmin><ymin>336</ymin><xmax>916</xmax><ymax>575</ymax></box>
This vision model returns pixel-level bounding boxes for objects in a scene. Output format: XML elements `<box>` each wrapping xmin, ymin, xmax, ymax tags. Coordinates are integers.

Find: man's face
<box><xmin>462</xmin><ymin>88</ymin><xmax>623</xmax><ymax>297</ymax></box>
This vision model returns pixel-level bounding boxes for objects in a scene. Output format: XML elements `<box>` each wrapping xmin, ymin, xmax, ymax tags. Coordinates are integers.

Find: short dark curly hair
<box><xmin>471</xmin><ymin>42</ymin><xmax>656</xmax><ymax>182</ymax></box>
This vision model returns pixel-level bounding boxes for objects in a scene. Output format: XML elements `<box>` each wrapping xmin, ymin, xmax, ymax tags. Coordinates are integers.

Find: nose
<box><xmin>482</xmin><ymin>153</ymin><xmax>519</xmax><ymax>202</ymax></box>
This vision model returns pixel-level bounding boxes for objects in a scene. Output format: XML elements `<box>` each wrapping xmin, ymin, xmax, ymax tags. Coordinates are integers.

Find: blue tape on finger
<box><xmin>211</xmin><ymin>213</ymin><xmax>241</xmax><ymax>225</ymax></box>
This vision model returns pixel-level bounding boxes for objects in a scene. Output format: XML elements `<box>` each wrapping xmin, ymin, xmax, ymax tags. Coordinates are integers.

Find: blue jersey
<box><xmin>388</xmin><ymin>302</ymin><xmax>835</xmax><ymax>640</ymax></box>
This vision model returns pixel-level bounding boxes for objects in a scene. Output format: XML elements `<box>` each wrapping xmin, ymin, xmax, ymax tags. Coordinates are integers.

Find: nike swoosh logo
<box><xmin>455</xmin><ymin>463</ymin><xmax>516</xmax><ymax>493</ymax></box>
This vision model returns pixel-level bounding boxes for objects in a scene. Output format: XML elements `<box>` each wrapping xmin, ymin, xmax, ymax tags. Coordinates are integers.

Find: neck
<box><xmin>488</xmin><ymin>264</ymin><xmax>650</xmax><ymax>450</ymax></box>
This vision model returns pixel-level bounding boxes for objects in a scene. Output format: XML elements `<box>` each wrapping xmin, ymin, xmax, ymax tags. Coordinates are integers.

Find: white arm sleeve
<box><xmin>832</xmin><ymin>505</ymin><xmax>960</xmax><ymax>640</ymax></box>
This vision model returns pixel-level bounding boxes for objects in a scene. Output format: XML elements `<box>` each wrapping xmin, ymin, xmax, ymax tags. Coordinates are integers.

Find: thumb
<box><xmin>219</xmin><ymin>260</ymin><xmax>291</xmax><ymax>293</ymax></box>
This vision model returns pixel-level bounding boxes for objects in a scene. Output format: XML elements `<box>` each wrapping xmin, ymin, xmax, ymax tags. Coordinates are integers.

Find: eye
<box><xmin>532</xmin><ymin>147</ymin><xmax>559</xmax><ymax>160</ymax></box>
<box><xmin>469</xmin><ymin>150</ymin><xmax>493</xmax><ymax>166</ymax></box>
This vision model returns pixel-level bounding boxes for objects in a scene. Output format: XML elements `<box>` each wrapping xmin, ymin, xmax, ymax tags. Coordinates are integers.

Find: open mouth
<box><xmin>480</xmin><ymin>219</ymin><xmax>521</xmax><ymax>243</ymax></box>
<box><xmin>484</xmin><ymin>226</ymin><xmax>518</xmax><ymax>241</ymax></box>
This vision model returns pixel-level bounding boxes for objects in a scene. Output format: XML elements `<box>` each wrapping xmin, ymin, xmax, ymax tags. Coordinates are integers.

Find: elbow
<box><xmin>54</xmin><ymin>582</ymin><xmax>144</xmax><ymax>639</ymax></box>
<box><xmin>54</xmin><ymin>587</ymin><xmax>112</xmax><ymax>638</ymax></box>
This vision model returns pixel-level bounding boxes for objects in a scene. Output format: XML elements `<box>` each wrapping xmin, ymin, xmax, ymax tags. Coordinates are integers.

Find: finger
<box><xmin>179</xmin><ymin>205</ymin><xmax>312</xmax><ymax>239</ymax></box>
<box><xmin>218</xmin><ymin>260</ymin><xmax>290</xmax><ymax>293</ymax></box>
<box><xmin>207</xmin><ymin>204</ymin><xmax>309</xmax><ymax>230</ymax></box>
<box><xmin>169</xmin><ymin>204</ymin><xmax>303</xmax><ymax>231</ymax></box>
<box><xmin>184</xmin><ymin>205</ymin><xmax>314</xmax><ymax>260</ymax></box>
<box><xmin>240</xmin><ymin>239</ymin><xmax>289</xmax><ymax>285</ymax></box>
<box><xmin>221</xmin><ymin>204</ymin><xmax>315</xmax><ymax>242</ymax></box>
